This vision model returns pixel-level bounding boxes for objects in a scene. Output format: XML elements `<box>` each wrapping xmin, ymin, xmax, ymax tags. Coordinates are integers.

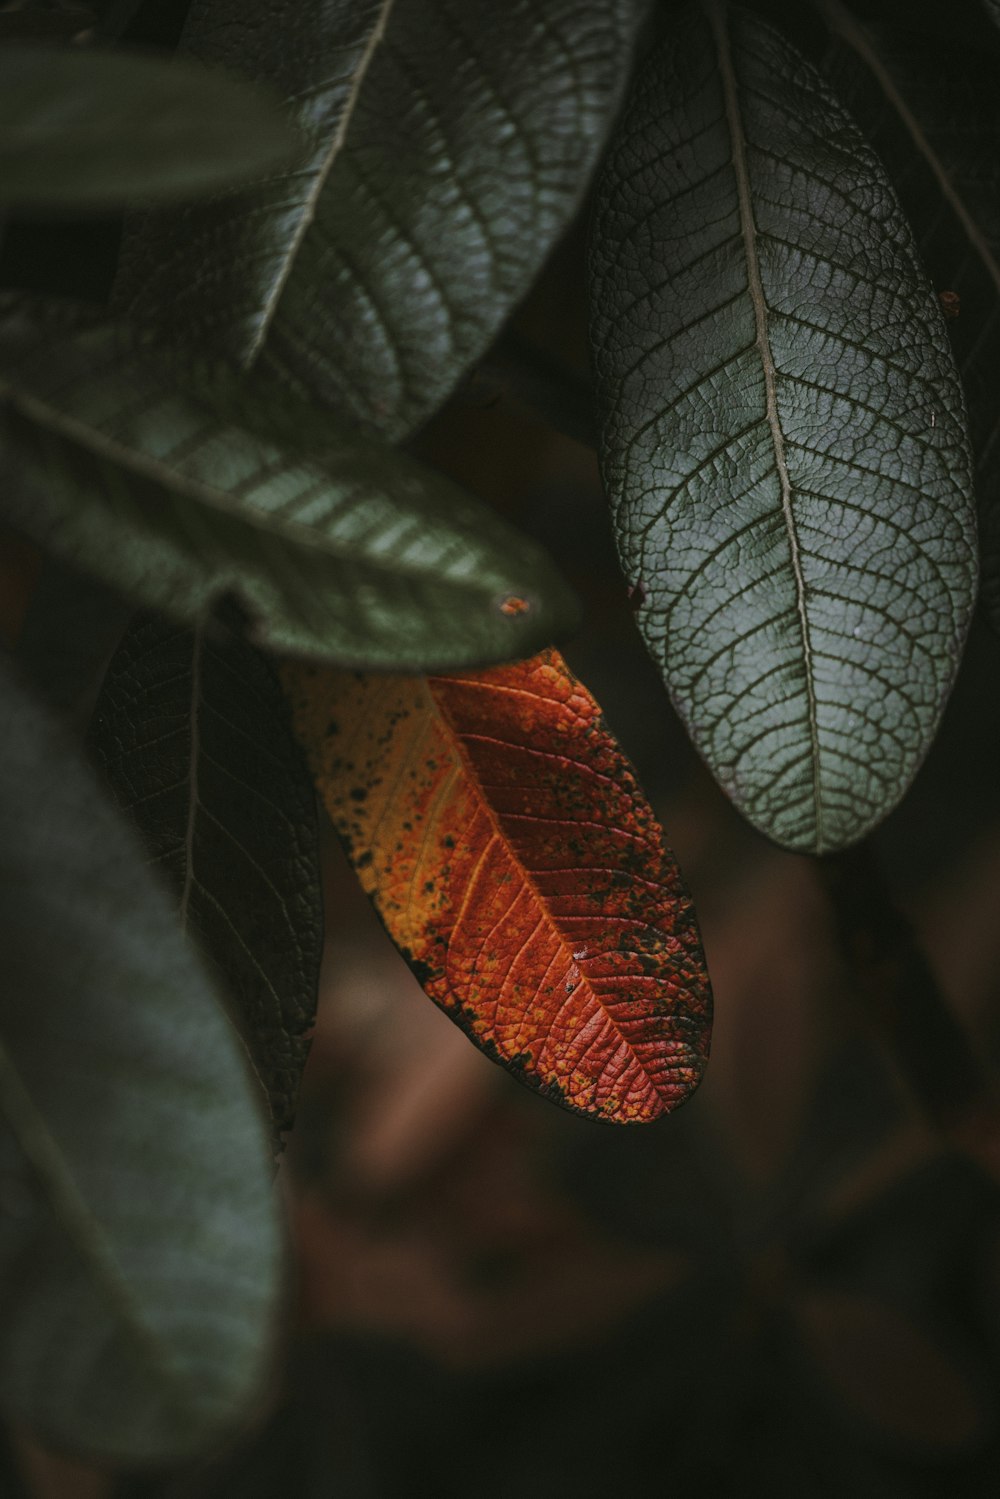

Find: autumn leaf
<box><xmin>282</xmin><ymin>650</ymin><xmax>712</xmax><ymax>1124</ymax></box>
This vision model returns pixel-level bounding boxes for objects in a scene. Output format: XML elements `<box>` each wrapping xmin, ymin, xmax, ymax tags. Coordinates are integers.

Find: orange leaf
<box><xmin>282</xmin><ymin>649</ymin><xmax>711</xmax><ymax>1123</ymax></box>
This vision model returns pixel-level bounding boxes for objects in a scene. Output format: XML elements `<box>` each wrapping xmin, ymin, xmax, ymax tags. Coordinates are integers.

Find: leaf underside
<box><xmin>282</xmin><ymin>649</ymin><xmax>712</xmax><ymax>1124</ymax></box>
<box><xmin>115</xmin><ymin>0</ymin><xmax>639</xmax><ymax>440</ymax></box>
<box><xmin>589</xmin><ymin>1</ymin><xmax>977</xmax><ymax>854</ymax></box>
<box><xmin>0</xmin><ymin>296</ymin><xmax>578</xmax><ymax>668</ymax></box>
<box><xmin>0</xmin><ymin>658</ymin><xmax>280</xmax><ymax>1462</ymax></box>
<box><xmin>817</xmin><ymin>1</ymin><xmax>1000</xmax><ymax>631</ymax></box>
<box><xmin>0</xmin><ymin>46</ymin><xmax>300</xmax><ymax>208</ymax></box>
<box><xmin>89</xmin><ymin>614</ymin><xmax>324</xmax><ymax>1142</ymax></box>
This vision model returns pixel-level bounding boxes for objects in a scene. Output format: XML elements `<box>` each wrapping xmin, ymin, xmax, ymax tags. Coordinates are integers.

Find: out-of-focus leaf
<box><xmin>89</xmin><ymin>613</ymin><xmax>323</xmax><ymax>1142</ymax></box>
<box><xmin>0</xmin><ymin>7</ymin><xmax>94</xmax><ymax>42</ymax></box>
<box><xmin>0</xmin><ymin>656</ymin><xmax>281</xmax><ymax>1462</ymax></box>
<box><xmin>115</xmin><ymin>0</ymin><xmax>640</xmax><ymax>440</ymax></box>
<box><xmin>0</xmin><ymin>296</ymin><xmax>578</xmax><ymax>668</ymax></box>
<box><xmin>0</xmin><ymin>46</ymin><xmax>301</xmax><ymax>208</ymax></box>
<box><xmin>816</xmin><ymin>0</ymin><xmax>1000</xmax><ymax>628</ymax></box>
<box><xmin>282</xmin><ymin>648</ymin><xmax>712</xmax><ymax>1123</ymax></box>
<box><xmin>15</xmin><ymin>561</ymin><xmax>131</xmax><ymax>730</ymax></box>
<box><xmin>589</xmin><ymin>2</ymin><xmax>976</xmax><ymax>854</ymax></box>
<box><xmin>793</xmin><ymin>1287</ymin><xmax>989</xmax><ymax>1450</ymax></box>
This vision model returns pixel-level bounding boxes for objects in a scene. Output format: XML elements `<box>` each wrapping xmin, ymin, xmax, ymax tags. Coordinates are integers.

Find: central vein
<box><xmin>707</xmin><ymin>0</ymin><xmax>823</xmax><ymax>847</ymax></box>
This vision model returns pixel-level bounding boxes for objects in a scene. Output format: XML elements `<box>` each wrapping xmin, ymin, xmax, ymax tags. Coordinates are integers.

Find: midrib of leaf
<box><xmin>707</xmin><ymin>0</ymin><xmax>822</xmax><ymax>845</ymax></box>
<box><xmin>0</xmin><ymin>1035</ymin><xmax>195</xmax><ymax>1423</ymax></box>
<box><xmin>2</xmin><ymin>379</ymin><xmax>490</xmax><ymax>588</ymax></box>
<box><xmin>243</xmin><ymin>0</ymin><xmax>398</xmax><ymax>369</ymax></box>
<box><xmin>178</xmin><ymin>625</ymin><xmax>203</xmax><ymax>933</ymax></box>
<box><xmin>817</xmin><ymin>0</ymin><xmax>1000</xmax><ymax>299</ymax></box>
<box><xmin>425</xmin><ymin>673</ymin><xmax>672</xmax><ymax>1103</ymax></box>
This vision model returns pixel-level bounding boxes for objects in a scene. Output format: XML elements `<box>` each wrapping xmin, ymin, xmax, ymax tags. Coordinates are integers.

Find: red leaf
<box><xmin>282</xmin><ymin>649</ymin><xmax>711</xmax><ymax>1122</ymax></box>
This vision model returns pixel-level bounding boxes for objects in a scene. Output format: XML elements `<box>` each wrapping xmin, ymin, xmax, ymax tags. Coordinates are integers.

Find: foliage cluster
<box><xmin>0</xmin><ymin>0</ymin><xmax>999</xmax><ymax>1478</ymax></box>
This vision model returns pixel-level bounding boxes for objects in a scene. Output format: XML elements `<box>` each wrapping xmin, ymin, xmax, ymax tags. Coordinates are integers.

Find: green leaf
<box><xmin>816</xmin><ymin>0</ymin><xmax>1000</xmax><ymax>631</ymax></box>
<box><xmin>114</xmin><ymin>0</ymin><xmax>640</xmax><ymax>440</ymax></box>
<box><xmin>0</xmin><ymin>296</ymin><xmax>579</xmax><ymax>668</ymax></box>
<box><xmin>589</xmin><ymin>1</ymin><xmax>977</xmax><ymax>854</ymax></box>
<box><xmin>89</xmin><ymin>613</ymin><xmax>323</xmax><ymax>1143</ymax></box>
<box><xmin>16</xmin><ymin>561</ymin><xmax>132</xmax><ymax>731</ymax></box>
<box><xmin>0</xmin><ymin>45</ymin><xmax>302</xmax><ymax>209</ymax></box>
<box><xmin>0</xmin><ymin>656</ymin><xmax>281</xmax><ymax>1462</ymax></box>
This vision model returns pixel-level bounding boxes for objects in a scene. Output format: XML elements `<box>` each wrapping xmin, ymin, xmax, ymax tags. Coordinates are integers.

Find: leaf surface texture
<box><xmin>0</xmin><ymin>297</ymin><xmax>577</xmax><ymax>667</ymax></box>
<box><xmin>590</xmin><ymin>1</ymin><xmax>977</xmax><ymax>853</ymax></box>
<box><xmin>816</xmin><ymin>0</ymin><xmax>1000</xmax><ymax>630</ymax></box>
<box><xmin>0</xmin><ymin>46</ymin><xmax>300</xmax><ymax>207</ymax></box>
<box><xmin>0</xmin><ymin>659</ymin><xmax>281</xmax><ymax>1461</ymax></box>
<box><xmin>115</xmin><ymin>0</ymin><xmax>639</xmax><ymax>439</ymax></box>
<box><xmin>89</xmin><ymin>615</ymin><xmax>323</xmax><ymax>1141</ymax></box>
<box><xmin>282</xmin><ymin>650</ymin><xmax>712</xmax><ymax>1123</ymax></box>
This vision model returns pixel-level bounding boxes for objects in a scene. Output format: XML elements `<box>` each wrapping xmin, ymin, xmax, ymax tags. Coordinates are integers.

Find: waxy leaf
<box><xmin>282</xmin><ymin>650</ymin><xmax>712</xmax><ymax>1123</ymax></box>
<box><xmin>589</xmin><ymin>1</ymin><xmax>977</xmax><ymax>854</ymax></box>
<box><xmin>115</xmin><ymin>0</ymin><xmax>640</xmax><ymax>440</ymax></box>
<box><xmin>0</xmin><ymin>658</ymin><xmax>281</xmax><ymax>1461</ymax></box>
<box><xmin>0</xmin><ymin>45</ymin><xmax>301</xmax><ymax>208</ymax></box>
<box><xmin>817</xmin><ymin>0</ymin><xmax>1000</xmax><ymax>630</ymax></box>
<box><xmin>0</xmin><ymin>297</ymin><xmax>578</xmax><ymax>667</ymax></box>
<box><xmin>89</xmin><ymin>614</ymin><xmax>323</xmax><ymax>1142</ymax></box>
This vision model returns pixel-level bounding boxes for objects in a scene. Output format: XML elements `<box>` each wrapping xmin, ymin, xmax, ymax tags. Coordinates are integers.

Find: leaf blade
<box><xmin>815</xmin><ymin>1</ymin><xmax>1000</xmax><ymax>630</ymax></box>
<box><xmin>0</xmin><ymin>297</ymin><xmax>578</xmax><ymax>667</ymax></box>
<box><xmin>0</xmin><ymin>46</ymin><xmax>301</xmax><ymax>208</ymax></box>
<box><xmin>0</xmin><ymin>658</ymin><xmax>281</xmax><ymax>1462</ymax></box>
<box><xmin>282</xmin><ymin>649</ymin><xmax>712</xmax><ymax>1123</ymax></box>
<box><xmin>89</xmin><ymin>614</ymin><xmax>324</xmax><ymax>1143</ymax></box>
<box><xmin>589</xmin><ymin>2</ymin><xmax>977</xmax><ymax>853</ymax></box>
<box><xmin>115</xmin><ymin>0</ymin><xmax>640</xmax><ymax>438</ymax></box>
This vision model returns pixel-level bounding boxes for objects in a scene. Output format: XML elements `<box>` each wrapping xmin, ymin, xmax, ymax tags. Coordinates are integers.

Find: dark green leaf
<box><xmin>0</xmin><ymin>45</ymin><xmax>302</xmax><ymax>208</ymax></box>
<box><xmin>0</xmin><ymin>656</ymin><xmax>281</xmax><ymax>1461</ymax></box>
<box><xmin>816</xmin><ymin>0</ymin><xmax>1000</xmax><ymax>630</ymax></box>
<box><xmin>114</xmin><ymin>0</ymin><xmax>640</xmax><ymax>440</ymax></box>
<box><xmin>89</xmin><ymin>613</ymin><xmax>323</xmax><ymax>1143</ymax></box>
<box><xmin>0</xmin><ymin>296</ymin><xmax>578</xmax><ymax>667</ymax></box>
<box><xmin>16</xmin><ymin>561</ymin><xmax>132</xmax><ymax>730</ymax></box>
<box><xmin>0</xmin><ymin>7</ymin><xmax>94</xmax><ymax>43</ymax></box>
<box><xmin>589</xmin><ymin>1</ymin><xmax>976</xmax><ymax>854</ymax></box>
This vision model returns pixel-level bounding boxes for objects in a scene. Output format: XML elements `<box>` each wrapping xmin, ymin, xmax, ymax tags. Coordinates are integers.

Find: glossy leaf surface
<box><xmin>590</xmin><ymin>1</ymin><xmax>977</xmax><ymax>853</ymax></box>
<box><xmin>817</xmin><ymin>0</ymin><xmax>1000</xmax><ymax>629</ymax></box>
<box><xmin>0</xmin><ymin>46</ymin><xmax>300</xmax><ymax>208</ymax></box>
<box><xmin>116</xmin><ymin>0</ymin><xmax>638</xmax><ymax>440</ymax></box>
<box><xmin>0</xmin><ymin>297</ymin><xmax>577</xmax><ymax>667</ymax></box>
<box><xmin>89</xmin><ymin>614</ymin><xmax>323</xmax><ymax>1142</ymax></box>
<box><xmin>282</xmin><ymin>650</ymin><xmax>712</xmax><ymax>1123</ymax></box>
<box><xmin>0</xmin><ymin>658</ymin><xmax>281</xmax><ymax>1461</ymax></box>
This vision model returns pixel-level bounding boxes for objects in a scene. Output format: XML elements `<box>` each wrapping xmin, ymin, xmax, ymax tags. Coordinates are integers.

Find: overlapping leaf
<box><xmin>282</xmin><ymin>649</ymin><xmax>712</xmax><ymax>1123</ymax></box>
<box><xmin>589</xmin><ymin>1</ymin><xmax>977</xmax><ymax>854</ymax></box>
<box><xmin>89</xmin><ymin>614</ymin><xmax>323</xmax><ymax>1142</ymax></box>
<box><xmin>0</xmin><ymin>296</ymin><xmax>577</xmax><ymax>667</ymax></box>
<box><xmin>0</xmin><ymin>657</ymin><xmax>281</xmax><ymax>1461</ymax></box>
<box><xmin>816</xmin><ymin>0</ymin><xmax>1000</xmax><ymax>628</ymax></box>
<box><xmin>0</xmin><ymin>45</ymin><xmax>300</xmax><ymax>208</ymax></box>
<box><xmin>115</xmin><ymin>0</ymin><xmax>640</xmax><ymax>440</ymax></box>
